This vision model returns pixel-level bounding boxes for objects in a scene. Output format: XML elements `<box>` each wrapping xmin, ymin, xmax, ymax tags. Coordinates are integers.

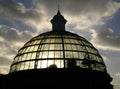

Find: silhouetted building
<box><xmin>0</xmin><ymin>10</ymin><xmax>113</xmax><ymax>89</ymax></box>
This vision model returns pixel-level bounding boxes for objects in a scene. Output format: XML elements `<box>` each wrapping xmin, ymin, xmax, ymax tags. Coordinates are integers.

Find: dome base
<box><xmin>2</xmin><ymin>68</ymin><xmax>113</xmax><ymax>89</ymax></box>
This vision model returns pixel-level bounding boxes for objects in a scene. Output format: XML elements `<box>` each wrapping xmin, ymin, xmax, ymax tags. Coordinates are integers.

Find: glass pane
<box><xmin>21</xmin><ymin>48</ymin><xmax>26</xmax><ymax>53</ymax></box>
<box><xmin>47</xmin><ymin>60</ymin><xmax>54</xmax><ymax>68</ymax></box>
<box><xmin>33</xmin><ymin>45</ymin><xmax>39</xmax><ymax>51</ymax></box>
<box><xmin>72</xmin><ymin>45</ymin><xmax>78</xmax><ymax>50</ymax></box>
<box><xmin>69</xmin><ymin>39</ymin><xmax>75</xmax><ymax>43</ymax></box>
<box><xmin>29</xmin><ymin>61</ymin><xmax>34</xmax><ymax>69</ymax></box>
<box><xmin>60</xmin><ymin>60</ymin><xmax>64</xmax><ymax>68</ymax></box>
<box><xmin>55</xmin><ymin>38</ymin><xmax>62</xmax><ymax>43</ymax></box>
<box><xmin>64</xmin><ymin>44</ymin><xmax>72</xmax><ymax>50</ymax></box>
<box><xmin>78</xmin><ymin>52</ymin><xmax>85</xmax><ymax>59</ymax></box>
<box><xmin>55</xmin><ymin>51</ymin><xmax>61</xmax><ymax>58</ymax></box>
<box><xmin>36</xmin><ymin>40</ymin><xmax>41</xmax><ymax>44</ymax></box>
<box><xmin>41</xmin><ymin>60</ymin><xmax>47</xmax><ymax>68</ymax></box>
<box><xmin>50</xmin><ymin>39</ymin><xmax>55</xmax><ymax>43</ymax></box>
<box><xmin>37</xmin><ymin>60</ymin><xmax>41</xmax><ymax>68</ymax></box>
<box><xmin>26</xmin><ymin>53</ymin><xmax>32</xmax><ymax>60</ymax></box>
<box><xmin>76</xmin><ymin>60</ymin><xmax>80</xmax><ymax>67</ymax></box>
<box><xmin>77</xmin><ymin>45</ymin><xmax>86</xmax><ymax>51</ymax></box>
<box><xmin>73</xmin><ymin>39</ymin><xmax>79</xmax><ymax>44</ymax></box>
<box><xmin>54</xmin><ymin>44</ymin><xmax>62</xmax><ymax>50</ymax></box>
<box><xmin>19</xmin><ymin>63</ymin><xmax>25</xmax><ymax>70</ymax></box>
<box><xmin>42</xmin><ymin>44</ymin><xmax>49</xmax><ymax>50</ymax></box>
<box><xmin>24</xmin><ymin>62</ymin><xmax>29</xmax><ymax>70</ymax></box>
<box><xmin>32</xmin><ymin>40</ymin><xmax>40</xmax><ymax>44</ymax></box>
<box><xmin>49</xmin><ymin>44</ymin><xmax>54</xmax><ymax>50</ymax></box>
<box><xmin>45</xmin><ymin>39</ymin><xmax>51</xmax><ymax>43</ymax></box>
<box><xmin>16</xmin><ymin>63</ymin><xmax>21</xmax><ymax>71</ymax></box>
<box><xmin>29</xmin><ymin>46</ymin><xmax>35</xmax><ymax>52</ymax></box>
<box><xmin>86</xmin><ymin>47</ymin><xmax>97</xmax><ymax>53</ymax></box>
<box><xmin>24</xmin><ymin>47</ymin><xmax>29</xmax><ymax>53</ymax></box>
<box><xmin>78</xmin><ymin>40</ymin><xmax>84</xmax><ymax>45</ymax></box>
<box><xmin>21</xmin><ymin>54</ymin><xmax>27</xmax><ymax>61</ymax></box>
<box><xmin>11</xmin><ymin>65</ymin><xmax>16</xmax><ymax>72</ymax></box>
<box><xmin>48</xmin><ymin>51</ymin><xmax>54</xmax><ymax>58</ymax></box>
<box><xmin>41</xmin><ymin>52</ymin><xmax>48</xmax><ymax>58</ymax></box>
<box><xmin>55</xmin><ymin>60</ymin><xmax>64</xmax><ymax>68</ymax></box>
<box><xmin>64</xmin><ymin>39</ymin><xmax>70</xmax><ymax>43</ymax></box>
<box><xmin>65</xmin><ymin>51</ymin><xmax>74</xmax><ymax>58</ymax></box>
<box><xmin>18</xmin><ymin>55</ymin><xmax>22</xmax><ymax>62</ymax></box>
<box><xmin>31</xmin><ymin>53</ymin><xmax>36</xmax><ymax>59</ymax></box>
<box><xmin>73</xmin><ymin>52</ymin><xmax>79</xmax><ymax>58</ymax></box>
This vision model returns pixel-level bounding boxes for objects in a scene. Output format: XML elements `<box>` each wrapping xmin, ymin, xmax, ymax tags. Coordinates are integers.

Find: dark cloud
<box><xmin>35</xmin><ymin>0</ymin><xmax>110</xmax><ymax>15</ymax></box>
<box><xmin>91</xmin><ymin>29</ymin><xmax>120</xmax><ymax>50</ymax></box>
<box><xmin>0</xmin><ymin>25</ymin><xmax>33</xmax><ymax>42</ymax></box>
<box><xmin>0</xmin><ymin>0</ymin><xmax>42</xmax><ymax>22</ymax></box>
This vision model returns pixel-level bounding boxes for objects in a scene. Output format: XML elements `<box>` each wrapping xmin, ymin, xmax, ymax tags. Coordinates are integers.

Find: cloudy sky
<box><xmin>0</xmin><ymin>0</ymin><xmax>120</xmax><ymax>88</ymax></box>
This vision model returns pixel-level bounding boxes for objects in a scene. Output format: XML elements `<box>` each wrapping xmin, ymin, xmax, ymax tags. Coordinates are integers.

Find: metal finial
<box><xmin>58</xmin><ymin>4</ymin><xmax>60</xmax><ymax>11</ymax></box>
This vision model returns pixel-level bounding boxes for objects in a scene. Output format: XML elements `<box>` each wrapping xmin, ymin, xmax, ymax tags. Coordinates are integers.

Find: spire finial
<box><xmin>57</xmin><ymin>4</ymin><xmax>61</xmax><ymax>15</ymax></box>
<box><xmin>58</xmin><ymin>4</ymin><xmax>60</xmax><ymax>11</ymax></box>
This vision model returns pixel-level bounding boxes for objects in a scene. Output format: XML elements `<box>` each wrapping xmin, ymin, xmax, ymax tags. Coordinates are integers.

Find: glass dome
<box><xmin>10</xmin><ymin>31</ymin><xmax>106</xmax><ymax>73</ymax></box>
<box><xmin>9</xmin><ymin>10</ymin><xmax>106</xmax><ymax>73</ymax></box>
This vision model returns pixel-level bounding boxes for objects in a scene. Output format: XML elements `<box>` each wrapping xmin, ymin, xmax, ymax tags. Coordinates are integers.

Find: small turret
<box><xmin>51</xmin><ymin>10</ymin><xmax>67</xmax><ymax>31</ymax></box>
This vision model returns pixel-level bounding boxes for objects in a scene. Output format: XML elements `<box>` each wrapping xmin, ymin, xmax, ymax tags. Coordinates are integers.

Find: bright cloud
<box><xmin>115</xmin><ymin>72</ymin><xmax>120</xmax><ymax>77</ymax></box>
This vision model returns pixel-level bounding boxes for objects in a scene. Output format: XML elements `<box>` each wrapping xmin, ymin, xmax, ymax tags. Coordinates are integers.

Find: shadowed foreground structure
<box><xmin>0</xmin><ymin>10</ymin><xmax>113</xmax><ymax>89</ymax></box>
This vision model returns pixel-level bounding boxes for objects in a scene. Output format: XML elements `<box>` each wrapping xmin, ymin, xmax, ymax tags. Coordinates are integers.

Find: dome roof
<box><xmin>10</xmin><ymin>31</ymin><xmax>106</xmax><ymax>73</ymax></box>
<box><xmin>10</xmin><ymin>10</ymin><xmax>106</xmax><ymax>73</ymax></box>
